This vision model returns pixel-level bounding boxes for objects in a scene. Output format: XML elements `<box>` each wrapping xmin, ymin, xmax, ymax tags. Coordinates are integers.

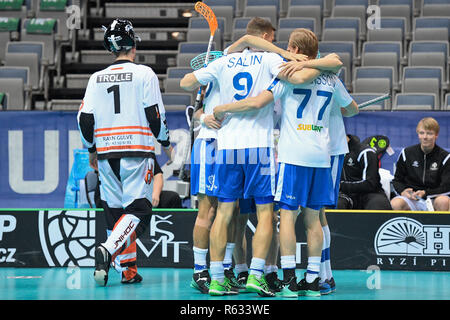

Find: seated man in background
<box><xmin>337</xmin><ymin>134</ymin><xmax>392</xmax><ymax>210</ymax></box>
<box><xmin>151</xmin><ymin>158</ymin><xmax>183</xmax><ymax>209</ymax></box>
<box><xmin>391</xmin><ymin>117</ymin><xmax>450</xmax><ymax>211</ymax></box>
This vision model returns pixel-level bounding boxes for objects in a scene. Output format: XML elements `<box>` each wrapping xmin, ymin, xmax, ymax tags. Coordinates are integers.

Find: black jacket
<box><xmin>340</xmin><ymin>135</ymin><xmax>384</xmax><ymax>195</ymax></box>
<box><xmin>392</xmin><ymin>144</ymin><xmax>450</xmax><ymax>198</ymax></box>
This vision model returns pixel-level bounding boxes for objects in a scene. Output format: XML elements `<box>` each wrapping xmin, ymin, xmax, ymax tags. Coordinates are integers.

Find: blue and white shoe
<box><xmin>319</xmin><ymin>281</ymin><xmax>332</xmax><ymax>295</ymax></box>
<box><xmin>327</xmin><ymin>277</ymin><xmax>336</xmax><ymax>293</ymax></box>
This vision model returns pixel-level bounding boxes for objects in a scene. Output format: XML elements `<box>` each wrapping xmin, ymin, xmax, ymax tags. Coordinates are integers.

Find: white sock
<box><xmin>280</xmin><ymin>255</ymin><xmax>296</xmax><ymax>270</ymax></box>
<box><xmin>102</xmin><ymin>214</ymin><xmax>140</xmax><ymax>256</ymax></box>
<box><xmin>210</xmin><ymin>261</ymin><xmax>224</xmax><ymax>282</ymax></box>
<box><xmin>249</xmin><ymin>257</ymin><xmax>265</xmax><ymax>279</ymax></box>
<box><xmin>235</xmin><ymin>263</ymin><xmax>248</xmax><ymax>274</ymax></box>
<box><xmin>323</xmin><ymin>225</ymin><xmax>333</xmax><ymax>280</ymax></box>
<box><xmin>319</xmin><ymin>231</ymin><xmax>327</xmax><ymax>283</ymax></box>
<box><xmin>264</xmin><ymin>264</ymin><xmax>278</xmax><ymax>274</ymax></box>
<box><xmin>193</xmin><ymin>246</ymin><xmax>208</xmax><ymax>273</ymax></box>
<box><xmin>306</xmin><ymin>256</ymin><xmax>321</xmax><ymax>283</ymax></box>
<box><xmin>223</xmin><ymin>242</ymin><xmax>235</xmax><ymax>269</ymax></box>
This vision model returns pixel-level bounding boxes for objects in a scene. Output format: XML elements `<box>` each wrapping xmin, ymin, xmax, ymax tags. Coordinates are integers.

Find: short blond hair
<box><xmin>288</xmin><ymin>28</ymin><xmax>318</xmax><ymax>59</ymax></box>
<box><xmin>416</xmin><ymin>117</ymin><xmax>440</xmax><ymax>135</ymax></box>
<box><xmin>246</xmin><ymin>17</ymin><xmax>276</xmax><ymax>36</ymax></box>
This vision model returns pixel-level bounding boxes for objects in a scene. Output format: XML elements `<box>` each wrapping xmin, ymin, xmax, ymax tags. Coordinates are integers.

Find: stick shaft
<box><xmin>358</xmin><ymin>94</ymin><xmax>390</xmax><ymax>109</ymax></box>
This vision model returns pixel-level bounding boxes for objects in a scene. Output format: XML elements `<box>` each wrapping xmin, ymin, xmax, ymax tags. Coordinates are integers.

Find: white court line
<box><xmin>7</xmin><ymin>276</ymin><xmax>43</xmax><ymax>279</ymax></box>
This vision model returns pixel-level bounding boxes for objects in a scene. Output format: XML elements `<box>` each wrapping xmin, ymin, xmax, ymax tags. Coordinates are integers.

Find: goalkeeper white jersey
<box><xmin>77</xmin><ymin>60</ymin><xmax>170</xmax><ymax>159</ymax></box>
<box><xmin>194</xmin><ymin>49</ymin><xmax>283</xmax><ymax>150</ymax></box>
<box><xmin>269</xmin><ymin>72</ymin><xmax>353</xmax><ymax>168</ymax></box>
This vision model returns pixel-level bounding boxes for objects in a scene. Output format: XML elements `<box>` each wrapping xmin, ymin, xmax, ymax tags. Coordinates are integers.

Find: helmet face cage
<box><xmin>103</xmin><ymin>19</ymin><xmax>137</xmax><ymax>53</ymax></box>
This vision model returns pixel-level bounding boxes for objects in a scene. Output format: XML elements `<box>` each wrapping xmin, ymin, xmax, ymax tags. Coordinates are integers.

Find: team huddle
<box><xmin>77</xmin><ymin>17</ymin><xmax>359</xmax><ymax>297</ymax></box>
<box><xmin>181</xmin><ymin>17</ymin><xmax>358</xmax><ymax>297</ymax></box>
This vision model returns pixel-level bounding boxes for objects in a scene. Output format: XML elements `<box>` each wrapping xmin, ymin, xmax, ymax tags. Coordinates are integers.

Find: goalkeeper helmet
<box><xmin>103</xmin><ymin>19</ymin><xmax>140</xmax><ymax>53</ymax></box>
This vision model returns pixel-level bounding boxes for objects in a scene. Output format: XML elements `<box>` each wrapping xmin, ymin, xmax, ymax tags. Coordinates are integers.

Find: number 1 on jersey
<box><xmin>107</xmin><ymin>85</ymin><xmax>121</xmax><ymax>114</ymax></box>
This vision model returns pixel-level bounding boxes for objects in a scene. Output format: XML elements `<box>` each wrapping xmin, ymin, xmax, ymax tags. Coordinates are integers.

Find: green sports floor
<box><xmin>1</xmin><ymin>268</ymin><xmax>449</xmax><ymax>300</ymax></box>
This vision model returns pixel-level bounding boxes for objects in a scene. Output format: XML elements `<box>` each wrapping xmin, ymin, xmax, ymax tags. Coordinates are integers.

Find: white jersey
<box><xmin>269</xmin><ymin>72</ymin><xmax>353</xmax><ymax>168</ymax></box>
<box><xmin>78</xmin><ymin>61</ymin><xmax>169</xmax><ymax>159</ymax></box>
<box><xmin>197</xmin><ymin>80</ymin><xmax>220</xmax><ymax>140</ymax></box>
<box><xmin>328</xmin><ymin>80</ymin><xmax>350</xmax><ymax>156</ymax></box>
<box><xmin>194</xmin><ymin>49</ymin><xmax>284</xmax><ymax>150</ymax></box>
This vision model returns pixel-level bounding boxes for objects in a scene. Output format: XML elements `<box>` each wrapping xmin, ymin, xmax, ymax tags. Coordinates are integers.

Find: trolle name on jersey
<box><xmin>97</xmin><ymin>72</ymin><xmax>133</xmax><ymax>83</ymax></box>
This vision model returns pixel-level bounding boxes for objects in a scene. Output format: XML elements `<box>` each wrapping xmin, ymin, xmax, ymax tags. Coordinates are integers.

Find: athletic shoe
<box><xmin>319</xmin><ymin>281</ymin><xmax>332</xmax><ymax>295</ymax></box>
<box><xmin>209</xmin><ymin>278</ymin><xmax>239</xmax><ymax>296</ymax></box>
<box><xmin>276</xmin><ymin>277</ymin><xmax>298</xmax><ymax>298</ymax></box>
<box><xmin>121</xmin><ymin>272</ymin><xmax>143</xmax><ymax>284</ymax></box>
<box><xmin>297</xmin><ymin>274</ymin><xmax>321</xmax><ymax>297</ymax></box>
<box><xmin>327</xmin><ymin>277</ymin><xmax>336</xmax><ymax>292</ymax></box>
<box><xmin>237</xmin><ymin>271</ymin><xmax>249</xmax><ymax>286</ymax></box>
<box><xmin>190</xmin><ymin>269</ymin><xmax>211</xmax><ymax>294</ymax></box>
<box><xmin>93</xmin><ymin>245</ymin><xmax>111</xmax><ymax>286</ymax></box>
<box><xmin>265</xmin><ymin>272</ymin><xmax>283</xmax><ymax>292</ymax></box>
<box><xmin>225</xmin><ymin>268</ymin><xmax>246</xmax><ymax>292</ymax></box>
<box><xmin>246</xmin><ymin>274</ymin><xmax>276</xmax><ymax>297</ymax></box>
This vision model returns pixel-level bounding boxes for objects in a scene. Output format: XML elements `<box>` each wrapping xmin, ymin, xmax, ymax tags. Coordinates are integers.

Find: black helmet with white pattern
<box><xmin>103</xmin><ymin>19</ymin><xmax>140</xmax><ymax>53</ymax></box>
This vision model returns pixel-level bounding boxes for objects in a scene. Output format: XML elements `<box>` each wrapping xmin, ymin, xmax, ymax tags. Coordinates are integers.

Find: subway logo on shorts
<box><xmin>297</xmin><ymin>124</ymin><xmax>323</xmax><ymax>132</ymax></box>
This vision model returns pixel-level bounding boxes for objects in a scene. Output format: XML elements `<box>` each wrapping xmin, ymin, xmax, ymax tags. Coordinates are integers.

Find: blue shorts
<box><xmin>213</xmin><ymin>147</ymin><xmax>276</xmax><ymax>201</ymax></box>
<box><xmin>190</xmin><ymin>138</ymin><xmax>217</xmax><ymax>196</ymax></box>
<box><xmin>239</xmin><ymin>198</ymin><xmax>280</xmax><ymax>214</ymax></box>
<box><xmin>274</xmin><ymin>162</ymin><xmax>334</xmax><ymax>211</ymax></box>
<box><xmin>329</xmin><ymin>154</ymin><xmax>345</xmax><ymax>209</ymax></box>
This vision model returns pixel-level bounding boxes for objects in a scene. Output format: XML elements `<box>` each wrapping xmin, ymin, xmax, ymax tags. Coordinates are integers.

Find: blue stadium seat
<box><xmin>334</xmin><ymin>0</ymin><xmax>369</xmax><ymax>5</ymax></box>
<box><xmin>322</xmin><ymin>18</ymin><xmax>360</xmax><ymax>53</ymax></box>
<box><xmin>421</xmin><ymin>0</ymin><xmax>450</xmax><ymax>17</ymax></box>
<box><xmin>362</xmin><ymin>41</ymin><xmax>403</xmax><ymax>89</ymax></box>
<box><xmin>319</xmin><ymin>41</ymin><xmax>356</xmax><ymax>87</ymax></box>
<box><xmin>0</xmin><ymin>66</ymin><xmax>30</xmax><ymax>109</ymax></box>
<box><xmin>408</xmin><ymin>41</ymin><xmax>449</xmax><ymax>81</ymax></box>
<box><xmin>277</xmin><ymin>18</ymin><xmax>315</xmax><ymax>41</ymax></box>
<box><xmin>353</xmin><ymin>67</ymin><xmax>394</xmax><ymax>91</ymax></box>
<box><xmin>367</xmin><ymin>18</ymin><xmax>406</xmax><ymax>45</ymax></box>
<box><xmin>402</xmin><ymin>67</ymin><xmax>443</xmax><ymax>106</ymax></box>
<box><xmin>379</xmin><ymin>1</ymin><xmax>413</xmax><ymax>39</ymax></box>
<box><xmin>332</xmin><ymin>1</ymin><xmax>369</xmax><ymax>39</ymax></box>
<box><xmin>204</xmin><ymin>0</ymin><xmax>237</xmax><ymax>11</ymax></box>
<box><xmin>243</xmin><ymin>5</ymin><xmax>277</xmax><ymax>26</ymax></box>
<box><xmin>413</xmin><ymin>17</ymin><xmax>450</xmax><ymax>41</ymax></box>
<box><xmin>353</xmin><ymin>67</ymin><xmax>394</xmax><ymax>97</ymax></box>
<box><xmin>167</xmin><ymin>67</ymin><xmax>193</xmax><ymax>79</ymax></box>
<box><xmin>188</xmin><ymin>17</ymin><xmax>226</xmax><ymax>51</ymax></box>
<box><xmin>162</xmin><ymin>93</ymin><xmax>192</xmax><ymax>111</ymax></box>
<box><xmin>394</xmin><ymin>93</ymin><xmax>437</xmax><ymax>110</ymax></box>
<box><xmin>245</xmin><ymin>0</ymin><xmax>280</xmax><ymax>12</ymax></box>
<box><xmin>177</xmin><ymin>42</ymin><xmax>216</xmax><ymax>67</ymax></box>
<box><xmin>289</xmin><ymin>0</ymin><xmax>324</xmax><ymax>10</ymax></box>
<box><xmin>286</xmin><ymin>1</ymin><xmax>322</xmax><ymax>37</ymax></box>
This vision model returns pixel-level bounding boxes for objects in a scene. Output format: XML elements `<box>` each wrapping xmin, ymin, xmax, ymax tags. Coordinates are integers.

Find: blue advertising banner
<box><xmin>0</xmin><ymin>111</ymin><xmax>190</xmax><ymax>208</ymax></box>
<box><xmin>0</xmin><ymin>111</ymin><xmax>448</xmax><ymax>208</ymax></box>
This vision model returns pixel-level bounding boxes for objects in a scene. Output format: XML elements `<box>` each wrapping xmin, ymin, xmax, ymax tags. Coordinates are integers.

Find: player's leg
<box><xmin>264</xmin><ymin>209</ymin><xmax>281</xmax><ymax>292</ymax></box>
<box><xmin>94</xmin><ymin>157</ymin><xmax>154</xmax><ymax>287</ymax></box>
<box><xmin>190</xmin><ymin>138</ymin><xmax>218</xmax><ymax>293</ymax></box>
<box><xmin>209</xmin><ymin>199</ymin><xmax>239</xmax><ymax>295</ymax></box>
<box><xmin>242</xmin><ymin>147</ymin><xmax>276</xmax><ymax>296</ymax></box>
<box><xmin>246</xmin><ymin>200</ymin><xmax>275</xmax><ymax>296</ymax></box>
<box><xmin>231</xmin><ymin>199</ymin><xmax>252</xmax><ymax>292</ymax></box>
<box><xmin>208</xmin><ymin>148</ymin><xmax>241</xmax><ymax>296</ymax></box>
<box><xmin>191</xmin><ymin>193</ymin><xmax>216</xmax><ymax>293</ymax></box>
<box><xmin>319</xmin><ymin>208</ymin><xmax>333</xmax><ymax>293</ymax></box>
<box><xmin>277</xmin><ymin>205</ymin><xmax>299</xmax><ymax>298</ymax></box>
<box><xmin>297</xmin><ymin>206</ymin><xmax>323</xmax><ymax>297</ymax></box>
<box><xmin>297</xmin><ymin>167</ymin><xmax>334</xmax><ymax>297</ymax></box>
<box><xmin>223</xmin><ymin>206</ymin><xmax>241</xmax><ymax>290</ymax></box>
<box><xmin>102</xmin><ymin>201</ymin><xmax>142</xmax><ymax>284</ymax></box>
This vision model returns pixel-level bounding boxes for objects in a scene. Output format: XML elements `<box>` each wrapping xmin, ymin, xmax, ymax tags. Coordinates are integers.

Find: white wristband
<box><xmin>200</xmin><ymin>114</ymin><xmax>206</xmax><ymax>125</ymax></box>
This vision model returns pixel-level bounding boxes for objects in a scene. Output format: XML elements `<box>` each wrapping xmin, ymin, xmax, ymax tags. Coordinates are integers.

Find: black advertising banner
<box><xmin>0</xmin><ymin>209</ymin><xmax>449</xmax><ymax>271</ymax></box>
